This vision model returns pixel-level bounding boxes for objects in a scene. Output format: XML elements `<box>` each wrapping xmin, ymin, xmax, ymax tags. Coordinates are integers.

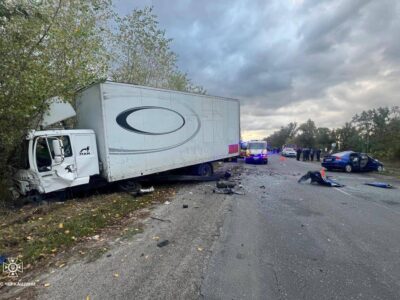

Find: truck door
<box><xmin>34</xmin><ymin>135</ymin><xmax>78</xmax><ymax>193</ymax></box>
<box><xmin>72</xmin><ymin>133</ymin><xmax>99</xmax><ymax>179</ymax></box>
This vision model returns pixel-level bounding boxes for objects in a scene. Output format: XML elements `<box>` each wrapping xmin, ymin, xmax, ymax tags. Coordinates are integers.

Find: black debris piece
<box><xmin>298</xmin><ymin>171</ymin><xmax>344</xmax><ymax>187</ymax></box>
<box><xmin>150</xmin><ymin>216</ymin><xmax>172</xmax><ymax>223</ymax></box>
<box><xmin>106</xmin><ymin>254</ymin><xmax>112</xmax><ymax>257</ymax></box>
<box><xmin>216</xmin><ymin>181</ymin><xmax>236</xmax><ymax>188</ymax></box>
<box><xmin>157</xmin><ymin>240</ymin><xmax>170</xmax><ymax>248</ymax></box>
<box><xmin>364</xmin><ymin>182</ymin><xmax>393</xmax><ymax>189</ymax></box>
<box><xmin>182</xmin><ymin>204</ymin><xmax>189</xmax><ymax>208</ymax></box>
<box><xmin>259</xmin><ymin>185</ymin><xmax>265</xmax><ymax>189</ymax></box>
<box><xmin>213</xmin><ymin>188</ymin><xmax>244</xmax><ymax>195</ymax></box>
<box><xmin>224</xmin><ymin>171</ymin><xmax>232</xmax><ymax>179</ymax></box>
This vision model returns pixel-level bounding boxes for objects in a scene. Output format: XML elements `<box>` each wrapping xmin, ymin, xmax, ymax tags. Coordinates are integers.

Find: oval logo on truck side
<box><xmin>116</xmin><ymin>106</ymin><xmax>185</xmax><ymax>135</ymax></box>
<box><xmin>110</xmin><ymin>104</ymin><xmax>201</xmax><ymax>155</ymax></box>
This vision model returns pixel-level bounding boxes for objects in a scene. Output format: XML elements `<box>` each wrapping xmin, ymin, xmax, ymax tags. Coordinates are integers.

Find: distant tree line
<box><xmin>265</xmin><ymin>106</ymin><xmax>400</xmax><ymax>161</ymax></box>
<box><xmin>0</xmin><ymin>1</ymin><xmax>204</xmax><ymax>202</ymax></box>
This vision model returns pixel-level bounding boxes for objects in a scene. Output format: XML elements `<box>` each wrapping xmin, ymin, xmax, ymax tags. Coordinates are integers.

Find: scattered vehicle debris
<box><xmin>150</xmin><ymin>216</ymin><xmax>172</xmax><ymax>223</ymax></box>
<box><xmin>365</xmin><ymin>182</ymin><xmax>394</xmax><ymax>189</ymax></box>
<box><xmin>216</xmin><ymin>181</ymin><xmax>236</xmax><ymax>188</ymax></box>
<box><xmin>157</xmin><ymin>240</ymin><xmax>170</xmax><ymax>248</ymax></box>
<box><xmin>213</xmin><ymin>188</ymin><xmax>245</xmax><ymax>195</ymax></box>
<box><xmin>298</xmin><ymin>171</ymin><xmax>344</xmax><ymax>187</ymax></box>
<box><xmin>182</xmin><ymin>204</ymin><xmax>189</xmax><ymax>208</ymax></box>
<box><xmin>224</xmin><ymin>171</ymin><xmax>232</xmax><ymax>179</ymax></box>
<box><xmin>259</xmin><ymin>185</ymin><xmax>265</xmax><ymax>189</ymax></box>
<box><xmin>129</xmin><ymin>186</ymin><xmax>155</xmax><ymax>196</ymax></box>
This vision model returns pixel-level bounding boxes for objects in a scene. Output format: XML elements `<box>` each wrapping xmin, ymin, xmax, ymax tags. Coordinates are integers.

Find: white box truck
<box><xmin>12</xmin><ymin>81</ymin><xmax>240</xmax><ymax>198</ymax></box>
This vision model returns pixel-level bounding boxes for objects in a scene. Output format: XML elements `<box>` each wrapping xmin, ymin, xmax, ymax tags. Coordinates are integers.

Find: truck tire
<box><xmin>345</xmin><ymin>164</ymin><xmax>352</xmax><ymax>173</ymax></box>
<box><xmin>196</xmin><ymin>163</ymin><xmax>213</xmax><ymax>176</ymax></box>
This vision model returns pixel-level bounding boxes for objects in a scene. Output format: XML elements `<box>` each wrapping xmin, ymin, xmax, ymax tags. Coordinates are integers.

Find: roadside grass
<box><xmin>0</xmin><ymin>187</ymin><xmax>175</xmax><ymax>278</ymax></box>
<box><xmin>381</xmin><ymin>160</ymin><xmax>400</xmax><ymax>179</ymax></box>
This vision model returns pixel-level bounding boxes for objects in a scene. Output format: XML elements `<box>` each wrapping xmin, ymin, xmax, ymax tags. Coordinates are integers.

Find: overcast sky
<box><xmin>115</xmin><ymin>0</ymin><xmax>400</xmax><ymax>140</ymax></box>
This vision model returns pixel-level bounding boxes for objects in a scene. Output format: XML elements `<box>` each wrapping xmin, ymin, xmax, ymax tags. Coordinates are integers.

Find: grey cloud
<box><xmin>115</xmin><ymin>0</ymin><xmax>400</xmax><ymax>137</ymax></box>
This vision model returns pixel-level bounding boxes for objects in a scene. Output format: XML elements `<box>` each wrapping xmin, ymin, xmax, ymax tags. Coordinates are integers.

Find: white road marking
<box><xmin>334</xmin><ymin>188</ymin><xmax>400</xmax><ymax>216</ymax></box>
<box><xmin>334</xmin><ymin>187</ymin><xmax>353</xmax><ymax>197</ymax></box>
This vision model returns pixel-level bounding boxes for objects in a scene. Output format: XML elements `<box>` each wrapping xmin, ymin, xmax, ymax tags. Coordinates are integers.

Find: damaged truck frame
<box><xmin>12</xmin><ymin>81</ymin><xmax>240</xmax><ymax>200</ymax></box>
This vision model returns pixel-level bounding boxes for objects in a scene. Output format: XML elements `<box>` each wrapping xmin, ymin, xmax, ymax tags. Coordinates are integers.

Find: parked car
<box><xmin>245</xmin><ymin>140</ymin><xmax>268</xmax><ymax>164</ymax></box>
<box><xmin>321</xmin><ymin>151</ymin><xmax>384</xmax><ymax>173</ymax></box>
<box><xmin>282</xmin><ymin>147</ymin><xmax>296</xmax><ymax>157</ymax></box>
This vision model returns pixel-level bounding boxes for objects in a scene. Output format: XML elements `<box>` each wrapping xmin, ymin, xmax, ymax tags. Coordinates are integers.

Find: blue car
<box><xmin>322</xmin><ymin>151</ymin><xmax>384</xmax><ymax>173</ymax></box>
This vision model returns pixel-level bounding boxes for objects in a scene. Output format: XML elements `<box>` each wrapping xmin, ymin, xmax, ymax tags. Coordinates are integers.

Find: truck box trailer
<box><xmin>12</xmin><ymin>81</ymin><xmax>240</xmax><ymax>197</ymax></box>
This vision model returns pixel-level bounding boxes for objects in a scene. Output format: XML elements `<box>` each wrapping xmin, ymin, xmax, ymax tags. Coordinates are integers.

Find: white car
<box><xmin>282</xmin><ymin>147</ymin><xmax>296</xmax><ymax>157</ymax></box>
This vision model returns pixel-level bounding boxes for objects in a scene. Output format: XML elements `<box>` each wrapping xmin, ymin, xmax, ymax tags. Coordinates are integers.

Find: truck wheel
<box><xmin>196</xmin><ymin>163</ymin><xmax>213</xmax><ymax>176</ymax></box>
<box><xmin>345</xmin><ymin>164</ymin><xmax>352</xmax><ymax>173</ymax></box>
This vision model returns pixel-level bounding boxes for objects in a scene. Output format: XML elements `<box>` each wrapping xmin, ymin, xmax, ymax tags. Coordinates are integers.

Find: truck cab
<box><xmin>13</xmin><ymin>129</ymin><xmax>99</xmax><ymax>197</ymax></box>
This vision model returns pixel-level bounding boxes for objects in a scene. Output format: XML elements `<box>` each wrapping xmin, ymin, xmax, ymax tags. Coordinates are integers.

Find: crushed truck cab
<box><xmin>13</xmin><ymin>129</ymin><xmax>99</xmax><ymax>196</ymax></box>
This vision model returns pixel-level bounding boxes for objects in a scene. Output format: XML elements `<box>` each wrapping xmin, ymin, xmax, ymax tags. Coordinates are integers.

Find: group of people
<box><xmin>296</xmin><ymin>147</ymin><xmax>322</xmax><ymax>162</ymax></box>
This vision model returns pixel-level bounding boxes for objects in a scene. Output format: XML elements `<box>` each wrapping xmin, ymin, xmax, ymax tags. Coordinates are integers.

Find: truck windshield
<box><xmin>248</xmin><ymin>143</ymin><xmax>266</xmax><ymax>150</ymax></box>
<box><xmin>36</xmin><ymin>137</ymin><xmax>52</xmax><ymax>172</ymax></box>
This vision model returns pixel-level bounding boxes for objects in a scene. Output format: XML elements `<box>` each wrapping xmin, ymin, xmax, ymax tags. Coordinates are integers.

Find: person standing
<box><xmin>310</xmin><ymin>148</ymin><xmax>315</xmax><ymax>161</ymax></box>
<box><xmin>302</xmin><ymin>148</ymin><xmax>307</xmax><ymax>161</ymax></box>
<box><xmin>296</xmin><ymin>147</ymin><xmax>302</xmax><ymax>161</ymax></box>
<box><xmin>316</xmin><ymin>148</ymin><xmax>322</xmax><ymax>162</ymax></box>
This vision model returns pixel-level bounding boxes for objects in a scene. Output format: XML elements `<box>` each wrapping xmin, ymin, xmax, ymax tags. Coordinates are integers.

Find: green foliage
<box><xmin>265</xmin><ymin>122</ymin><xmax>297</xmax><ymax>148</ymax></box>
<box><xmin>0</xmin><ymin>2</ymin><xmax>205</xmax><ymax>202</ymax></box>
<box><xmin>295</xmin><ymin>119</ymin><xmax>317</xmax><ymax>148</ymax></box>
<box><xmin>110</xmin><ymin>6</ymin><xmax>205</xmax><ymax>93</ymax></box>
<box><xmin>0</xmin><ymin>0</ymin><xmax>111</xmax><ymax>200</ymax></box>
<box><xmin>265</xmin><ymin>106</ymin><xmax>400</xmax><ymax>161</ymax></box>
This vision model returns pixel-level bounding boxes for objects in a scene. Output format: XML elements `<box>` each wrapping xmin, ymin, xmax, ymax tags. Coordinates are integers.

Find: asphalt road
<box><xmin>202</xmin><ymin>155</ymin><xmax>400</xmax><ymax>300</ymax></box>
<box><xmin>11</xmin><ymin>154</ymin><xmax>399</xmax><ymax>300</ymax></box>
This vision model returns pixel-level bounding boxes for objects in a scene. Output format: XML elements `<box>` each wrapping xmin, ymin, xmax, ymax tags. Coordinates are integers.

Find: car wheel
<box><xmin>345</xmin><ymin>164</ymin><xmax>352</xmax><ymax>173</ymax></box>
<box><xmin>377</xmin><ymin>165</ymin><xmax>383</xmax><ymax>172</ymax></box>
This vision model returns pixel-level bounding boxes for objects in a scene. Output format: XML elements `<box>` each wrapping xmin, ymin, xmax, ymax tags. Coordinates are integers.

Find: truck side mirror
<box><xmin>52</xmin><ymin>139</ymin><xmax>64</xmax><ymax>164</ymax></box>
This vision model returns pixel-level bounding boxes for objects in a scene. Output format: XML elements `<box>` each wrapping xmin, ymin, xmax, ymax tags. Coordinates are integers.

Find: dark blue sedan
<box><xmin>322</xmin><ymin>151</ymin><xmax>384</xmax><ymax>173</ymax></box>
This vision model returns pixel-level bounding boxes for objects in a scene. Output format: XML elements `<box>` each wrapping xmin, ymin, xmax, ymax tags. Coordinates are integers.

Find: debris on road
<box><xmin>150</xmin><ymin>216</ymin><xmax>172</xmax><ymax>223</ymax></box>
<box><xmin>259</xmin><ymin>185</ymin><xmax>265</xmax><ymax>189</ymax></box>
<box><xmin>182</xmin><ymin>204</ymin><xmax>189</xmax><ymax>208</ymax></box>
<box><xmin>213</xmin><ymin>188</ymin><xmax>245</xmax><ymax>195</ymax></box>
<box><xmin>164</xmin><ymin>201</ymin><xmax>171</xmax><ymax>205</ymax></box>
<box><xmin>157</xmin><ymin>240</ymin><xmax>170</xmax><ymax>248</ymax></box>
<box><xmin>216</xmin><ymin>181</ymin><xmax>236</xmax><ymax>188</ymax></box>
<box><xmin>139</xmin><ymin>186</ymin><xmax>155</xmax><ymax>194</ymax></box>
<box><xmin>129</xmin><ymin>186</ymin><xmax>155</xmax><ymax>196</ymax></box>
<box><xmin>224</xmin><ymin>171</ymin><xmax>232</xmax><ymax>179</ymax></box>
<box><xmin>298</xmin><ymin>171</ymin><xmax>344</xmax><ymax>187</ymax></box>
<box><xmin>365</xmin><ymin>182</ymin><xmax>394</xmax><ymax>188</ymax></box>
